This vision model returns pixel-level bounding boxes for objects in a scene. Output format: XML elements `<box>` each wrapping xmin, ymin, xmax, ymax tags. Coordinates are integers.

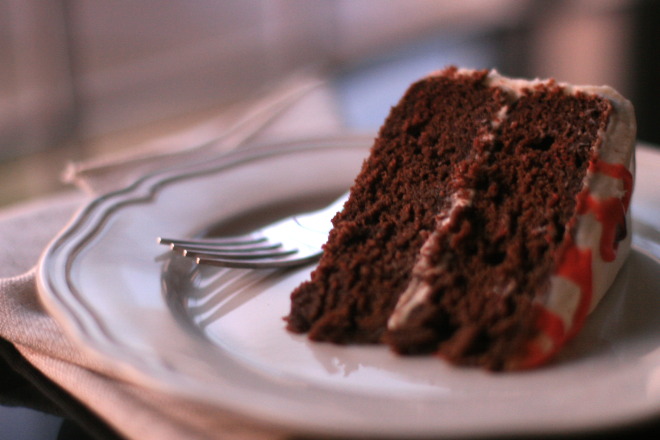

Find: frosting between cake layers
<box><xmin>388</xmin><ymin>189</ymin><xmax>473</xmax><ymax>329</ymax></box>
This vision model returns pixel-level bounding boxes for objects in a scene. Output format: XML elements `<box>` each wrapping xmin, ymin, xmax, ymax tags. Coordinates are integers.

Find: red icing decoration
<box><xmin>517</xmin><ymin>306</ymin><xmax>566</xmax><ymax>369</ymax></box>
<box><xmin>589</xmin><ymin>160</ymin><xmax>633</xmax><ymax>209</ymax></box>
<box><xmin>536</xmin><ymin>305</ymin><xmax>566</xmax><ymax>344</ymax></box>
<box><xmin>520</xmin><ymin>243</ymin><xmax>593</xmax><ymax>369</ymax></box>
<box><xmin>519</xmin><ymin>160</ymin><xmax>631</xmax><ymax>368</ymax></box>
<box><xmin>556</xmin><ymin>241</ymin><xmax>593</xmax><ymax>340</ymax></box>
<box><xmin>580</xmin><ymin>161</ymin><xmax>633</xmax><ymax>262</ymax></box>
<box><xmin>577</xmin><ymin>193</ymin><xmax>624</xmax><ymax>262</ymax></box>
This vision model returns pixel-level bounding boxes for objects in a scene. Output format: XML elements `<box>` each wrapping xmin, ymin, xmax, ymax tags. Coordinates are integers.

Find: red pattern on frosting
<box><xmin>516</xmin><ymin>305</ymin><xmax>566</xmax><ymax>369</ymax></box>
<box><xmin>519</xmin><ymin>159</ymin><xmax>632</xmax><ymax>368</ymax></box>
<box><xmin>590</xmin><ymin>160</ymin><xmax>633</xmax><ymax>209</ymax></box>
<box><xmin>556</xmin><ymin>240</ymin><xmax>593</xmax><ymax>339</ymax></box>
<box><xmin>577</xmin><ymin>161</ymin><xmax>633</xmax><ymax>262</ymax></box>
<box><xmin>578</xmin><ymin>196</ymin><xmax>624</xmax><ymax>261</ymax></box>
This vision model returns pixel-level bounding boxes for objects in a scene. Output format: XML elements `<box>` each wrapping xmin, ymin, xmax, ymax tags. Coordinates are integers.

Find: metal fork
<box><xmin>158</xmin><ymin>192</ymin><xmax>348</xmax><ymax>268</ymax></box>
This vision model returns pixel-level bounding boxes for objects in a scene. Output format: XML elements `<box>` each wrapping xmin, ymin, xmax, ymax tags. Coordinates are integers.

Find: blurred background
<box><xmin>1</xmin><ymin>0</ymin><xmax>658</xmax><ymax>207</ymax></box>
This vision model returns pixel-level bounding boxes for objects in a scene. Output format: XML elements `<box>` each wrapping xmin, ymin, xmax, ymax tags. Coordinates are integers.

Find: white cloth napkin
<box><xmin>0</xmin><ymin>73</ymin><xmax>347</xmax><ymax>440</ymax></box>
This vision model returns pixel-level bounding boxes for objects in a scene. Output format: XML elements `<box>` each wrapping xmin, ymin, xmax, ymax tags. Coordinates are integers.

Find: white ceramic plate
<box><xmin>38</xmin><ymin>136</ymin><xmax>660</xmax><ymax>438</ymax></box>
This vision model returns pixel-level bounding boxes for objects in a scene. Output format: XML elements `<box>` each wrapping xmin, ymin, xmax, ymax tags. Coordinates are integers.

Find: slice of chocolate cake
<box><xmin>286</xmin><ymin>67</ymin><xmax>636</xmax><ymax>370</ymax></box>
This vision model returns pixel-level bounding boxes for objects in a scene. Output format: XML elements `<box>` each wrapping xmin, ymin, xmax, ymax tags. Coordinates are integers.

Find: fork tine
<box><xmin>192</xmin><ymin>249</ymin><xmax>298</xmax><ymax>268</ymax></box>
<box><xmin>170</xmin><ymin>241</ymin><xmax>282</xmax><ymax>254</ymax></box>
<box><xmin>158</xmin><ymin>234</ymin><xmax>266</xmax><ymax>248</ymax></box>
<box><xmin>187</xmin><ymin>247</ymin><xmax>297</xmax><ymax>260</ymax></box>
<box><xmin>195</xmin><ymin>250</ymin><xmax>315</xmax><ymax>269</ymax></box>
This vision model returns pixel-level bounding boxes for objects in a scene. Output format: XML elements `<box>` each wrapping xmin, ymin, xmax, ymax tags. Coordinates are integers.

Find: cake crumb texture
<box><xmin>286</xmin><ymin>67</ymin><xmax>624</xmax><ymax>370</ymax></box>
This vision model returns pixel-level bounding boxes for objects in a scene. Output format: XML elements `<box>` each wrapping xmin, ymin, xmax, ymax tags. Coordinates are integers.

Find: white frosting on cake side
<box><xmin>484</xmin><ymin>68</ymin><xmax>637</xmax><ymax>342</ymax></box>
<box><xmin>534</xmin><ymin>90</ymin><xmax>635</xmax><ymax>344</ymax></box>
